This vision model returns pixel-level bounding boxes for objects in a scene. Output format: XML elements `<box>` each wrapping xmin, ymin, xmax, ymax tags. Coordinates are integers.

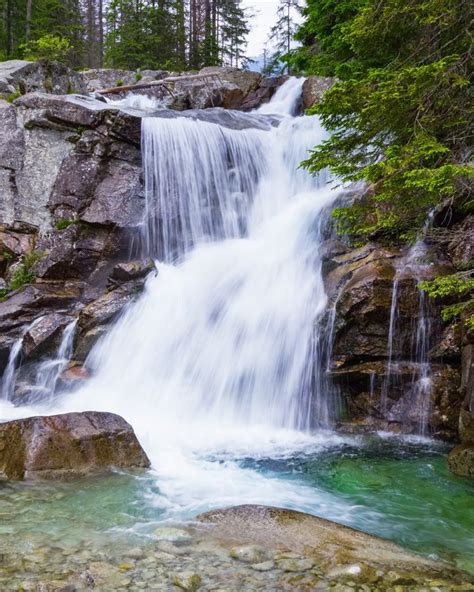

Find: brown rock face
<box><xmin>447</xmin><ymin>444</ymin><xmax>474</xmax><ymax>477</ymax></box>
<box><xmin>0</xmin><ymin>411</ymin><xmax>150</xmax><ymax>480</ymax></box>
<box><xmin>302</xmin><ymin>76</ymin><xmax>335</xmax><ymax>109</ymax></box>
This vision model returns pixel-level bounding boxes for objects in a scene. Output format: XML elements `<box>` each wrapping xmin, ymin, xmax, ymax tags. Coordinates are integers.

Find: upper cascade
<box><xmin>52</xmin><ymin>78</ymin><xmax>339</xmax><ymax>445</ymax></box>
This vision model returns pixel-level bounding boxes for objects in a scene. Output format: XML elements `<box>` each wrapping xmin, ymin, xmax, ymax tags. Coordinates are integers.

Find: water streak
<box><xmin>29</xmin><ymin>320</ymin><xmax>78</xmax><ymax>402</ymax></box>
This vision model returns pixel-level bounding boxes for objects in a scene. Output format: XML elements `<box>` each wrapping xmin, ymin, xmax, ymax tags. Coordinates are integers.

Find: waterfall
<box><xmin>1</xmin><ymin>335</ymin><xmax>24</xmax><ymax>401</ymax></box>
<box><xmin>141</xmin><ymin>117</ymin><xmax>267</xmax><ymax>260</ymax></box>
<box><xmin>381</xmin><ymin>240</ymin><xmax>432</xmax><ymax>434</ymax></box>
<box><xmin>28</xmin><ymin>320</ymin><xmax>78</xmax><ymax>402</ymax></box>
<box><xmin>6</xmin><ymin>80</ymin><xmax>350</xmax><ymax>516</ymax></box>
<box><xmin>78</xmin><ymin>92</ymin><xmax>336</xmax><ymax>435</ymax></box>
<box><xmin>0</xmin><ymin>319</ymin><xmax>77</xmax><ymax>404</ymax></box>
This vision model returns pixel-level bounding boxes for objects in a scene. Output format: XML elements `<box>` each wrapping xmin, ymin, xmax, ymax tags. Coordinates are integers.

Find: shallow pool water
<box><xmin>1</xmin><ymin>433</ymin><xmax>473</xmax><ymax>587</ymax></box>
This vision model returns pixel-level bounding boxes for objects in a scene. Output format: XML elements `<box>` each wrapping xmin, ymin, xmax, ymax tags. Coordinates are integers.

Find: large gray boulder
<box><xmin>0</xmin><ymin>59</ymin><xmax>86</xmax><ymax>97</ymax></box>
<box><xmin>0</xmin><ymin>411</ymin><xmax>150</xmax><ymax>480</ymax></box>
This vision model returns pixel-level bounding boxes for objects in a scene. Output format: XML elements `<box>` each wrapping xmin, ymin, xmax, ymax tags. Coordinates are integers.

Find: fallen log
<box><xmin>97</xmin><ymin>72</ymin><xmax>224</xmax><ymax>96</ymax></box>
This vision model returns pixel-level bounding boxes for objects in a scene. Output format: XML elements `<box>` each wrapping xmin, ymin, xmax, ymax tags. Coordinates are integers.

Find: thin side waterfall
<box><xmin>381</xmin><ymin>239</ymin><xmax>432</xmax><ymax>434</ymax></box>
<box><xmin>1</xmin><ymin>336</ymin><xmax>24</xmax><ymax>401</ymax></box>
<box><xmin>29</xmin><ymin>320</ymin><xmax>78</xmax><ymax>402</ymax></box>
<box><xmin>0</xmin><ymin>317</ymin><xmax>43</xmax><ymax>401</ymax></box>
<box><xmin>381</xmin><ymin>275</ymin><xmax>400</xmax><ymax>415</ymax></box>
<box><xmin>0</xmin><ymin>319</ymin><xmax>77</xmax><ymax>403</ymax></box>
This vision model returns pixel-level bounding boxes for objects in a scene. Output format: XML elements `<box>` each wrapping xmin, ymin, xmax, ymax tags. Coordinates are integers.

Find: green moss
<box><xmin>43</xmin><ymin>77</ymin><xmax>53</xmax><ymax>92</ymax></box>
<box><xmin>55</xmin><ymin>218</ymin><xmax>79</xmax><ymax>231</ymax></box>
<box><xmin>115</xmin><ymin>79</ymin><xmax>124</xmax><ymax>87</ymax></box>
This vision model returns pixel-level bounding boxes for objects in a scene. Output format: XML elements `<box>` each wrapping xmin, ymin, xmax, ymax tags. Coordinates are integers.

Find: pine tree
<box><xmin>267</xmin><ymin>0</ymin><xmax>300</xmax><ymax>74</ymax></box>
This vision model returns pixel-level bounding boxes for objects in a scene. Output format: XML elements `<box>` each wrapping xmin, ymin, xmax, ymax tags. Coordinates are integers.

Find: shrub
<box><xmin>20</xmin><ymin>34</ymin><xmax>72</xmax><ymax>62</ymax></box>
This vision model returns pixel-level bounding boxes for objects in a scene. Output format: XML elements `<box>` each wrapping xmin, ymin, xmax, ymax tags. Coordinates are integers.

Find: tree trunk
<box><xmin>26</xmin><ymin>0</ymin><xmax>33</xmax><ymax>41</ymax></box>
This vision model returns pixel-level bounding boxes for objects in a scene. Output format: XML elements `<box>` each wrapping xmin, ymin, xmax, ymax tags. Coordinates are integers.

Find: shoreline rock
<box><xmin>0</xmin><ymin>411</ymin><xmax>150</xmax><ymax>480</ymax></box>
<box><xmin>198</xmin><ymin>504</ymin><xmax>474</xmax><ymax>585</ymax></box>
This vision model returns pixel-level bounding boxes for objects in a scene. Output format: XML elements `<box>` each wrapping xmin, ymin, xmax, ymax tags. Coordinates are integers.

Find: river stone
<box><xmin>0</xmin><ymin>411</ymin><xmax>150</xmax><ymax>480</ymax></box>
<box><xmin>229</xmin><ymin>544</ymin><xmax>269</xmax><ymax>563</ymax></box>
<box><xmin>197</xmin><ymin>505</ymin><xmax>473</xmax><ymax>584</ymax></box>
<box><xmin>447</xmin><ymin>444</ymin><xmax>474</xmax><ymax>477</ymax></box>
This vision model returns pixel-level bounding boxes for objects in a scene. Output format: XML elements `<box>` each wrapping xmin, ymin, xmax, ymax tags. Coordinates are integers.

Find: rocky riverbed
<box><xmin>1</xmin><ymin>502</ymin><xmax>473</xmax><ymax>591</ymax></box>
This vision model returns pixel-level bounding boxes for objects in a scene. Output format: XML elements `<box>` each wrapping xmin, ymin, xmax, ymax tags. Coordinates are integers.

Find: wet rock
<box><xmin>77</xmin><ymin>285</ymin><xmax>135</xmax><ymax>334</ymax></box>
<box><xmin>59</xmin><ymin>364</ymin><xmax>89</xmax><ymax>386</ymax></box>
<box><xmin>229</xmin><ymin>545</ymin><xmax>269</xmax><ymax>564</ymax></box>
<box><xmin>430</xmin><ymin>365</ymin><xmax>464</xmax><ymax>439</ymax></box>
<box><xmin>172</xmin><ymin>572</ymin><xmax>202</xmax><ymax>591</ymax></box>
<box><xmin>275</xmin><ymin>556</ymin><xmax>315</xmax><ymax>572</ymax></box>
<box><xmin>241</xmin><ymin>75</ymin><xmax>288</xmax><ymax>110</ymax></box>
<box><xmin>448</xmin><ymin>444</ymin><xmax>474</xmax><ymax>477</ymax></box>
<box><xmin>22</xmin><ymin>313</ymin><xmax>74</xmax><ymax>359</ymax></box>
<box><xmin>110</xmin><ymin>260</ymin><xmax>154</xmax><ymax>284</ymax></box>
<box><xmin>167</xmin><ymin>67</ymin><xmax>261</xmax><ymax>111</ymax></box>
<box><xmin>460</xmin><ymin>340</ymin><xmax>474</xmax><ymax>442</ymax></box>
<box><xmin>73</xmin><ymin>284</ymin><xmax>138</xmax><ymax>360</ymax></box>
<box><xmin>33</xmin><ymin>226</ymin><xmax>109</xmax><ymax>280</ymax></box>
<box><xmin>429</xmin><ymin>322</ymin><xmax>462</xmax><ymax>360</ymax></box>
<box><xmin>250</xmin><ymin>560</ymin><xmax>275</xmax><ymax>571</ymax></box>
<box><xmin>197</xmin><ymin>505</ymin><xmax>472</xmax><ymax>585</ymax></box>
<box><xmin>0</xmin><ymin>411</ymin><xmax>150</xmax><ymax>480</ymax></box>
<box><xmin>302</xmin><ymin>76</ymin><xmax>335</xmax><ymax>109</ymax></box>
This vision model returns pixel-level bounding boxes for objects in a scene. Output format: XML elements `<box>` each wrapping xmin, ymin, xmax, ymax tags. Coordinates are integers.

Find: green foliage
<box><xmin>291</xmin><ymin>0</ymin><xmax>472</xmax><ymax>243</ymax></box>
<box><xmin>286</xmin><ymin>0</ymin><xmax>368</xmax><ymax>76</ymax></box>
<box><xmin>7</xmin><ymin>90</ymin><xmax>22</xmax><ymax>103</ymax></box>
<box><xmin>115</xmin><ymin>79</ymin><xmax>124</xmax><ymax>87</ymax></box>
<box><xmin>419</xmin><ymin>272</ymin><xmax>474</xmax><ymax>327</ymax></box>
<box><xmin>7</xmin><ymin>251</ymin><xmax>44</xmax><ymax>293</ymax></box>
<box><xmin>20</xmin><ymin>34</ymin><xmax>73</xmax><ymax>62</ymax></box>
<box><xmin>134</xmin><ymin>71</ymin><xmax>142</xmax><ymax>83</ymax></box>
<box><xmin>419</xmin><ymin>273</ymin><xmax>474</xmax><ymax>299</ymax></box>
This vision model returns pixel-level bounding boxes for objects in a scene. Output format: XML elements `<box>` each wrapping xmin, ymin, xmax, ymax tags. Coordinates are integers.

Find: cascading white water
<box><xmin>28</xmin><ymin>320</ymin><xmax>77</xmax><ymax>402</ymax></box>
<box><xmin>1</xmin><ymin>335</ymin><xmax>24</xmax><ymax>401</ymax></box>
<box><xmin>142</xmin><ymin>117</ymin><xmax>267</xmax><ymax>260</ymax></box>
<box><xmin>3</xmin><ymin>79</ymin><xmax>351</xmax><ymax>517</ymax></box>
<box><xmin>381</xmin><ymin>239</ymin><xmax>433</xmax><ymax>434</ymax></box>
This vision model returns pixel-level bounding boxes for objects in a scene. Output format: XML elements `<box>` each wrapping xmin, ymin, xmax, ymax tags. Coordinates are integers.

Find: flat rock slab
<box><xmin>198</xmin><ymin>505</ymin><xmax>474</xmax><ymax>585</ymax></box>
<box><xmin>0</xmin><ymin>411</ymin><xmax>150</xmax><ymax>480</ymax></box>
